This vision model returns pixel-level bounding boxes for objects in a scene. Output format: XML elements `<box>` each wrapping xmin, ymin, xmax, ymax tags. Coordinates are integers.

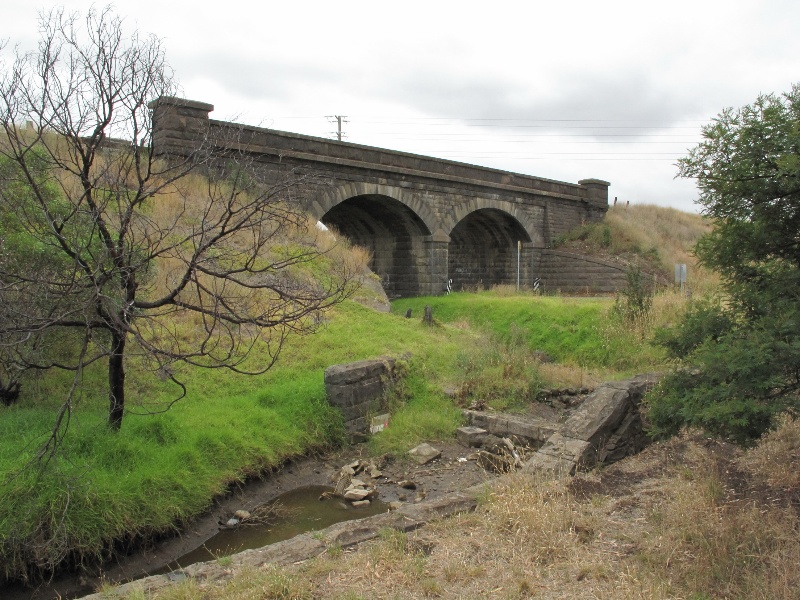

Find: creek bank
<box><xmin>6</xmin><ymin>441</ymin><xmax>495</xmax><ymax>600</ymax></box>
<box><xmin>82</xmin><ymin>372</ymin><xmax>659</xmax><ymax>599</ymax></box>
<box><xmin>6</xmin><ymin>375</ymin><xmax>657</xmax><ymax>600</ymax></box>
<box><xmin>159</xmin><ymin>484</ymin><xmax>390</xmax><ymax>572</ymax></box>
<box><xmin>81</xmin><ymin>488</ymin><xmax>485</xmax><ymax>600</ymax></box>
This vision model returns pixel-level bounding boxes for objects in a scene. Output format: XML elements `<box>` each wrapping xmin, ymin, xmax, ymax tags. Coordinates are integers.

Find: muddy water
<box><xmin>3</xmin><ymin>443</ymin><xmax>488</xmax><ymax>600</ymax></box>
<box><xmin>160</xmin><ymin>485</ymin><xmax>388</xmax><ymax>572</ymax></box>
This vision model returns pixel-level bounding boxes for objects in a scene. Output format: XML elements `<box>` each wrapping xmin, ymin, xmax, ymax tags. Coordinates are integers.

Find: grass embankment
<box><xmin>392</xmin><ymin>293</ymin><xmax>665</xmax><ymax>376</ymax></box>
<box><xmin>0</xmin><ymin>300</ymin><xmax>469</xmax><ymax>582</ymax></box>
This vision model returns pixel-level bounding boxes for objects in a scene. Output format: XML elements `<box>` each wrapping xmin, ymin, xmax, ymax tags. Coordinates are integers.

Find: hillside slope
<box><xmin>554</xmin><ymin>203</ymin><xmax>716</xmax><ymax>293</ymax></box>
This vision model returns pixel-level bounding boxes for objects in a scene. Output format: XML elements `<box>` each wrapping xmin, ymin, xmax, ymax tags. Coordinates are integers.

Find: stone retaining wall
<box><xmin>537</xmin><ymin>250</ymin><xmax>633</xmax><ymax>294</ymax></box>
<box><xmin>324</xmin><ymin>358</ymin><xmax>397</xmax><ymax>434</ymax></box>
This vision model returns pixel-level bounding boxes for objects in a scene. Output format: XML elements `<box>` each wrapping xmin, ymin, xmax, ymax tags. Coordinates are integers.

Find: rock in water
<box><xmin>343</xmin><ymin>488</ymin><xmax>372</xmax><ymax>501</ymax></box>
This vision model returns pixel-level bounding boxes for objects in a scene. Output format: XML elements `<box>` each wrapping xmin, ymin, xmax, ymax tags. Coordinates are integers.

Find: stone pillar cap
<box><xmin>147</xmin><ymin>96</ymin><xmax>214</xmax><ymax>112</ymax></box>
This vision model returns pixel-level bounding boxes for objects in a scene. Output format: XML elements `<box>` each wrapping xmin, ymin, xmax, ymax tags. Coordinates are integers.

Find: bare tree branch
<box><xmin>0</xmin><ymin>6</ymin><xmax>358</xmax><ymax>437</ymax></box>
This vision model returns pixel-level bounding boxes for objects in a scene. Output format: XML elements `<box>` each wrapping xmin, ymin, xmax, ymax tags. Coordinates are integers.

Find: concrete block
<box><xmin>456</xmin><ymin>426</ymin><xmax>488</xmax><ymax>447</ymax></box>
<box><xmin>535</xmin><ymin>433</ymin><xmax>595</xmax><ymax>468</ymax></box>
<box><xmin>561</xmin><ymin>385</ymin><xmax>632</xmax><ymax>447</ymax></box>
<box><xmin>408</xmin><ymin>443</ymin><xmax>442</xmax><ymax>465</ymax></box>
<box><xmin>523</xmin><ymin>452</ymin><xmax>577</xmax><ymax>476</ymax></box>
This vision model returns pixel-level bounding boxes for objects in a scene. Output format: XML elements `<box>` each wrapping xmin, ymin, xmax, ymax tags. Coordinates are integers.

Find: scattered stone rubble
<box><xmin>452</xmin><ymin>385</ymin><xmax>592</xmax><ymax>412</ymax></box>
<box><xmin>327</xmin><ymin>459</ymin><xmax>384</xmax><ymax>507</ymax></box>
<box><xmin>536</xmin><ymin>386</ymin><xmax>593</xmax><ymax>409</ymax></box>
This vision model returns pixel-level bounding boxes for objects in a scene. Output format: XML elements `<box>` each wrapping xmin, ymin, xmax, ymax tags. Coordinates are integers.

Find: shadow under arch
<box><xmin>448</xmin><ymin>208</ymin><xmax>534</xmax><ymax>291</ymax></box>
<box><xmin>321</xmin><ymin>194</ymin><xmax>433</xmax><ymax>298</ymax></box>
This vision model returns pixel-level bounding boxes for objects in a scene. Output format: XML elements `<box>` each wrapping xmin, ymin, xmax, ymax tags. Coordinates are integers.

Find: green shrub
<box><xmin>612</xmin><ymin>263</ymin><xmax>654</xmax><ymax>324</ymax></box>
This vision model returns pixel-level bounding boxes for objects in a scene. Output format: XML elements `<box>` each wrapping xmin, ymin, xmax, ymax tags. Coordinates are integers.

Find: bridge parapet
<box><xmin>150</xmin><ymin>97</ymin><xmax>608</xmax><ymax>207</ymax></box>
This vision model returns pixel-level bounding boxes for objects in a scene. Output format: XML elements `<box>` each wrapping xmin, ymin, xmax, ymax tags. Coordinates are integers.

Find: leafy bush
<box><xmin>648</xmin><ymin>84</ymin><xmax>800</xmax><ymax>442</ymax></box>
<box><xmin>612</xmin><ymin>263</ymin><xmax>654</xmax><ymax>324</ymax></box>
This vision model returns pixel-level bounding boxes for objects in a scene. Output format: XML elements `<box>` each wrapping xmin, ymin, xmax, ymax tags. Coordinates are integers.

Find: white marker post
<box><xmin>675</xmin><ymin>263</ymin><xmax>687</xmax><ymax>295</ymax></box>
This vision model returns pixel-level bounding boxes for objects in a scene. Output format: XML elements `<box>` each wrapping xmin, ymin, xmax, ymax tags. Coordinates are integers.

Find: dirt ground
<box><xmin>7</xmin><ymin>440</ymin><xmax>501</xmax><ymax>600</ymax></box>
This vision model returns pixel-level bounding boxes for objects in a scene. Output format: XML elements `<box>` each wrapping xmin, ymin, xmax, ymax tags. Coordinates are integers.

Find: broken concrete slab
<box><xmin>523</xmin><ymin>451</ymin><xmax>578</xmax><ymax>476</ymax></box>
<box><xmin>524</xmin><ymin>373</ymin><xmax>660</xmax><ymax>477</ymax></box>
<box><xmin>525</xmin><ymin>433</ymin><xmax>594</xmax><ymax>474</ymax></box>
<box><xmin>462</xmin><ymin>410</ymin><xmax>557</xmax><ymax>445</ymax></box>
<box><xmin>560</xmin><ymin>385</ymin><xmax>633</xmax><ymax>448</ymax></box>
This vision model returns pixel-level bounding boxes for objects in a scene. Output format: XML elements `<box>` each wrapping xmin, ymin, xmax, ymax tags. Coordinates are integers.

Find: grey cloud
<box><xmin>389</xmin><ymin>69</ymin><xmax>710</xmax><ymax>135</ymax></box>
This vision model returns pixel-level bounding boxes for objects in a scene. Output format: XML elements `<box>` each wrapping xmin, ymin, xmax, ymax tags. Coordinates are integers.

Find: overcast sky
<box><xmin>3</xmin><ymin>1</ymin><xmax>799</xmax><ymax>213</ymax></box>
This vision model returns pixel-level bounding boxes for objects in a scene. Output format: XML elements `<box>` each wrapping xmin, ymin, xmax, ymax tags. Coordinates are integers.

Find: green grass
<box><xmin>0</xmin><ymin>292</ymin><xmax>667</xmax><ymax>582</ymax></box>
<box><xmin>391</xmin><ymin>291</ymin><xmax>665</xmax><ymax>373</ymax></box>
<box><xmin>0</xmin><ymin>300</ymin><xmax>475</xmax><ymax>581</ymax></box>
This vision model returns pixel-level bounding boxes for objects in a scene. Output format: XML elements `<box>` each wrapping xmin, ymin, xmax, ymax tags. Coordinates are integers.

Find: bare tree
<box><xmin>0</xmin><ymin>7</ymin><xmax>357</xmax><ymax>434</ymax></box>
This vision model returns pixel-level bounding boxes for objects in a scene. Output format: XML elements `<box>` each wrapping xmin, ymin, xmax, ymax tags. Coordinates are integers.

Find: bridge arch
<box><xmin>318</xmin><ymin>189</ymin><xmax>434</xmax><ymax>298</ymax></box>
<box><xmin>444</xmin><ymin>198</ymin><xmax>543</xmax><ymax>246</ymax></box>
<box><xmin>312</xmin><ymin>182</ymin><xmax>440</xmax><ymax>235</ymax></box>
<box><xmin>447</xmin><ymin>207</ymin><xmax>536</xmax><ymax>291</ymax></box>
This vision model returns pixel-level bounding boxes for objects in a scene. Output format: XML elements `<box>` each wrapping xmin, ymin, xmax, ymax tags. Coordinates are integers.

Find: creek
<box><xmin>160</xmin><ymin>485</ymin><xmax>388</xmax><ymax>572</ymax></box>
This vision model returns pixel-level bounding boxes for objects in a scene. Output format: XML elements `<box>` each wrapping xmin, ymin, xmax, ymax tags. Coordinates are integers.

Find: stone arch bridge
<box><xmin>151</xmin><ymin>97</ymin><xmax>610</xmax><ymax>297</ymax></box>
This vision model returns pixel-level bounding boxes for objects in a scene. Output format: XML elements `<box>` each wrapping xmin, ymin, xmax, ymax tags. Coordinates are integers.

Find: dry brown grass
<box><xmin>605</xmin><ymin>204</ymin><xmax>719</xmax><ymax>295</ymax></box>
<box><xmin>741</xmin><ymin>414</ymin><xmax>800</xmax><ymax>489</ymax></box>
<box><xmin>129</xmin><ymin>421</ymin><xmax>800</xmax><ymax>600</ymax></box>
<box><xmin>602</xmin><ymin>286</ymin><xmax>698</xmax><ymax>347</ymax></box>
<box><xmin>557</xmin><ymin>203</ymin><xmax>720</xmax><ymax>296</ymax></box>
<box><xmin>537</xmin><ymin>362</ymin><xmax>605</xmax><ymax>389</ymax></box>
<box><xmin>606</xmin><ymin>204</ymin><xmax>709</xmax><ymax>264</ymax></box>
<box><xmin>123</xmin><ymin>177</ymin><xmax>372</xmax><ymax>354</ymax></box>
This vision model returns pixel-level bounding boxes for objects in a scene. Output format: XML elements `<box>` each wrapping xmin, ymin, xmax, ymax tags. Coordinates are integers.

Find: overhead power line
<box><xmin>265</xmin><ymin>113</ymin><xmax>706</xmax><ymax>163</ymax></box>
